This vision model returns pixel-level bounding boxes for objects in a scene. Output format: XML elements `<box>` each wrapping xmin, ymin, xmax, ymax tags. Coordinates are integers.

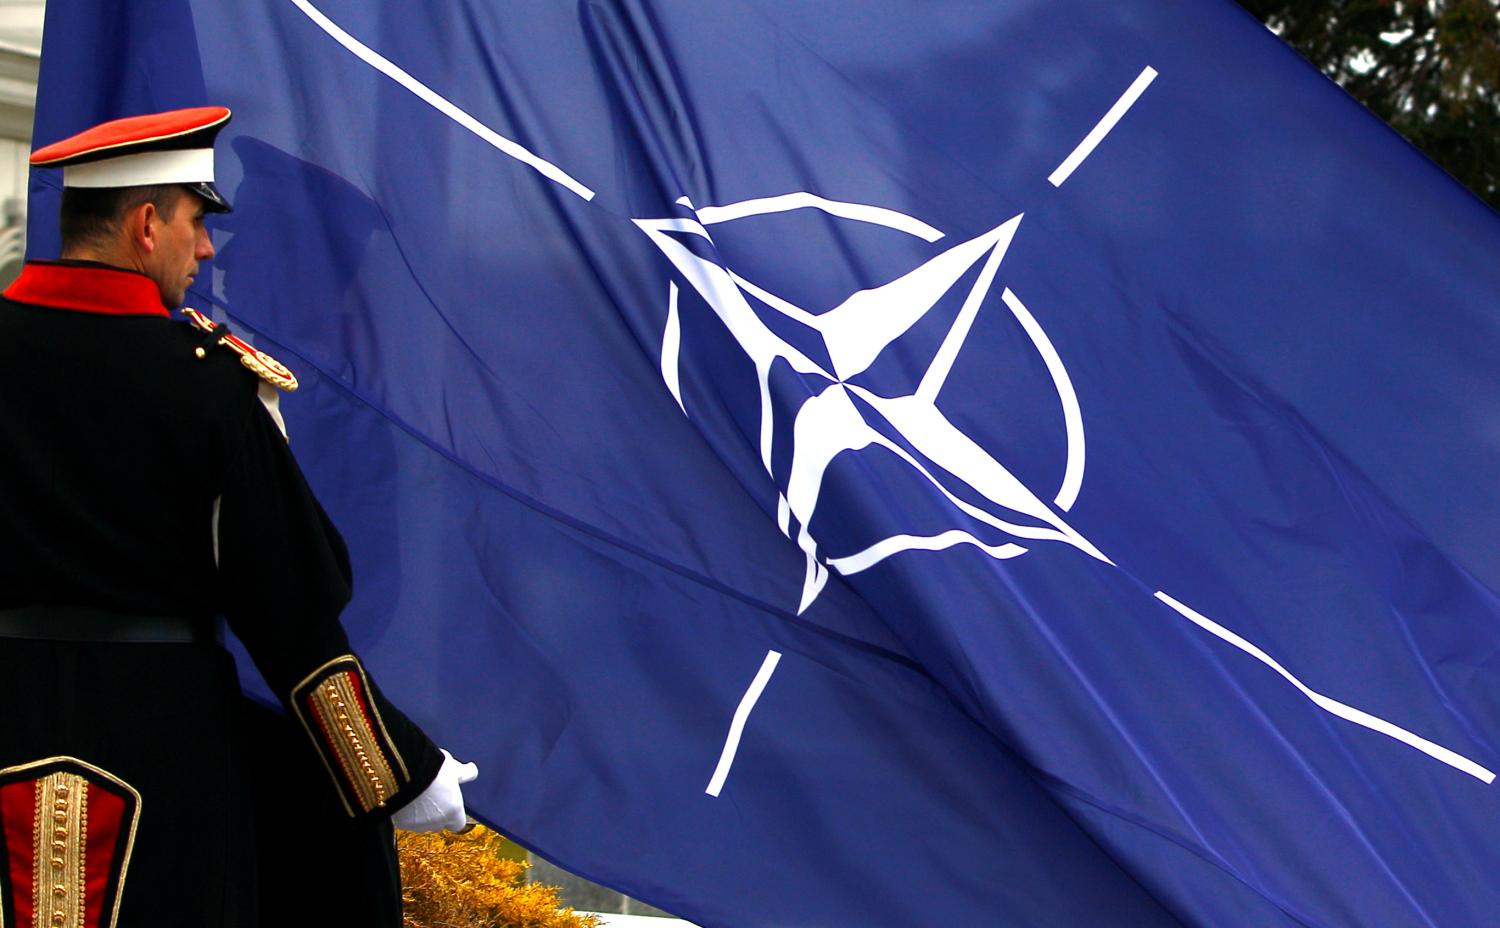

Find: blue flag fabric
<box><xmin>28</xmin><ymin>1</ymin><xmax>1500</xmax><ymax>925</ymax></box>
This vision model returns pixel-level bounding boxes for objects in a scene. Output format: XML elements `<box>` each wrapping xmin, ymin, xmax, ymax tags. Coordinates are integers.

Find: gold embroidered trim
<box><xmin>0</xmin><ymin>757</ymin><xmax>142</xmax><ymax>928</ymax></box>
<box><xmin>292</xmin><ymin>656</ymin><xmax>410</xmax><ymax>817</ymax></box>
<box><xmin>33</xmin><ymin>772</ymin><xmax>86</xmax><ymax>928</ymax></box>
<box><xmin>307</xmin><ymin>670</ymin><xmax>397</xmax><ymax>813</ymax></box>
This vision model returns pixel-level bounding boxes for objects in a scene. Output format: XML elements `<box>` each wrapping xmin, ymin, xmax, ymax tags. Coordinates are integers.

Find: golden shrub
<box><xmin>400</xmin><ymin>825</ymin><xmax>602</xmax><ymax>928</ymax></box>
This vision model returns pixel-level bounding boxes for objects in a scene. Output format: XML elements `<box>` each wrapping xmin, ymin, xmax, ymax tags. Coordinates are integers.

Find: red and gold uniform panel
<box><xmin>0</xmin><ymin>757</ymin><xmax>139</xmax><ymax>928</ymax></box>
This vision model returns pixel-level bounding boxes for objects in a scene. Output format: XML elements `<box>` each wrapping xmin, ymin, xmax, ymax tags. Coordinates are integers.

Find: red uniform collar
<box><xmin>3</xmin><ymin>261</ymin><xmax>168</xmax><ymax>317</ymax></box>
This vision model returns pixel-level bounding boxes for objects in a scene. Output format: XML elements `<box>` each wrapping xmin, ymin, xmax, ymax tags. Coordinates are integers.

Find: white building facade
<box><xmin>0</xmin><ymin>0</ymin><xmax>42</xmax><ymax>285</ymax></box>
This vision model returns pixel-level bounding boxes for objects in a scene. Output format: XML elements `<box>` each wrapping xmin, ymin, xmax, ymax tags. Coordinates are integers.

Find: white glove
<box><xmin>391</xmin><ymin>749</ymin><xmax>479</xmax><ymax>833</ymax></box>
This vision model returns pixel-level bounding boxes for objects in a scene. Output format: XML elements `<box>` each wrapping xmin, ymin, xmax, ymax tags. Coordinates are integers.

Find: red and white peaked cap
<box><xmin>30</xmin><ymin>106</ymin><xmax>233</xmax><ymax>212</ymax></box>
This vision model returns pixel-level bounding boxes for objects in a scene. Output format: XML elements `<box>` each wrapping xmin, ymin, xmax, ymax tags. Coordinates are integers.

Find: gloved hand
<box><xmin>391</xmin><ymin>749</ymin><xmax>479</xmax><ymax>833</ymax></box>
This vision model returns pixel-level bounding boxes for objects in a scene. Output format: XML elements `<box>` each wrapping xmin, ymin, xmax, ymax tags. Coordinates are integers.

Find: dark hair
<box><xmin>59</xmin><ymin>184</ymin><xmax>182</xmax><ymax>252</ymax></box>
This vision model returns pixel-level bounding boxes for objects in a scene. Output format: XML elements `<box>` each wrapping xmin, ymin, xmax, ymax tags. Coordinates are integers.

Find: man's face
<box><xmin>143</xmin><ymin>187</ymin><xmax>214</xmax><ymax>309</ymax></box>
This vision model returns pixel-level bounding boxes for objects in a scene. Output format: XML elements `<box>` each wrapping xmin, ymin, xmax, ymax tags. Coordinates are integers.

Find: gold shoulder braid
<box><xmin>180</xmin><ymin>307</ymin><xmax>298</xmax><ymax>392</ymax></box>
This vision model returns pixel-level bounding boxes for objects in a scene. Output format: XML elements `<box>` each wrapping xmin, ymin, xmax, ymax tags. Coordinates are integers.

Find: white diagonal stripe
<box><xmin>706</xmin><ymin>651</ymin><xmax>782</xmax><ymax>797</ymax></box>
<box><xmin>1155</xmin><ymin>591</ymin><xmax>1495</xmax><ymax>783</ymax></box>
<box><xmin>287</xmin><ymin>0</ymin><xmax>595</xmax><ymax>201</ymax></box>
<box><xmin>1049</xmin><ymin>66</ymin><xmax>1158</xmax><ymax>187</ymax></box>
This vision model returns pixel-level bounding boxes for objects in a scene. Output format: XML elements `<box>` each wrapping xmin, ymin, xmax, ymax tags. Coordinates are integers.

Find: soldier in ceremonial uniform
<box><xmin>0</xmin><ymin>108</ymin><xmax>476</xmax><ymax>926</ymax></box>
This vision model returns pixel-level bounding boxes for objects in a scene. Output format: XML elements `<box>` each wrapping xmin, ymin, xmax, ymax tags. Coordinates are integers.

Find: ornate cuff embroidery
<box><xmin>0</xmin><ymin>757</ymin><xmax>140</xmax><ymax>928</ymax></box>
<box><xmin>291</xmin><ymin>656</ymin><xmax>410</xmax><ymax>816</ymax></box>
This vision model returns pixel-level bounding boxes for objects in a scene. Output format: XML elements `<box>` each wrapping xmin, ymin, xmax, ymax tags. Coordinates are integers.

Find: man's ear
<box><xmin>126</xmin><ymin>201</ymin><xmax>158</xmax><ymax>254</ymax></box>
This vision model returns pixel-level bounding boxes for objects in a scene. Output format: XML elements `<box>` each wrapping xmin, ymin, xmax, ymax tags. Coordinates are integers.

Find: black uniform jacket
<box><xmin>0</xmin><ymin>261</ymin><xmax>441</xmax><ymax>927</ymax></box>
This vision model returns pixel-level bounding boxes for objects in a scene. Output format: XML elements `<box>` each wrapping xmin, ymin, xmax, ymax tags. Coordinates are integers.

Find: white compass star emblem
<box><xmin>635</xmin><ymin>197</ymin><xmax>1110</xmax><ymax>613</ymax></box>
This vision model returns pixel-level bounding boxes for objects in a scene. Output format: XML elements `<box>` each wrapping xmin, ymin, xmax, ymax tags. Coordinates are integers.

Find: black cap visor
<box><xmin>188</xmin><ymin>180</ymin><xmax>232</xmax><ymax>213</ymax></box>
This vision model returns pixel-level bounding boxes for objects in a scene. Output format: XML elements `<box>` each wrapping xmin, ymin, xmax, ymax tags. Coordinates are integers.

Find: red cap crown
<box><xmin>31</xmin><ymin>106</ymin><xmax>231</xmax><ymax>166</ymax></box>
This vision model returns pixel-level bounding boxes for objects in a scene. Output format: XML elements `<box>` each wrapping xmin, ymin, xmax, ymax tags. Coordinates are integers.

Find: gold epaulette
<box><xmin>180</xmin><ymin>307</ymin><xmax>298</xmax><ymax>392</ymax></box>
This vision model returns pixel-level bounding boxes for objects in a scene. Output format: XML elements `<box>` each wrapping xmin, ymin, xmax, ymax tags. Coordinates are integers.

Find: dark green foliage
<box><xmin>1239</xmin><ymin>0</ymin><xmax>1500</xmax><ymax>210</ymax></box>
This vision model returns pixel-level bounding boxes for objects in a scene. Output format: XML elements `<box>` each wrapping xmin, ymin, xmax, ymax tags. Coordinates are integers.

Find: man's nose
<box><xmin>197</xmin><ymin>228</ymin><xmax>215</xmax><ymax>260</ymax></box>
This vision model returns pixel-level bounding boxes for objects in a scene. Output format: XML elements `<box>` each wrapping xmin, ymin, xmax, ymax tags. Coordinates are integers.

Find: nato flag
<box><xmin>28</xmin><ymin>1</ymin><xmax>1500</xmax><ymax>925</ymax></box>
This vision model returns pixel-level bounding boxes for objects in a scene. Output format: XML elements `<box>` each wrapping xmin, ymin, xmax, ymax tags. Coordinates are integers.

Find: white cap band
<box><xmin>62</xmin><ymin>147</ymin><xmax>215</xmax><ymax>189</ymax></box>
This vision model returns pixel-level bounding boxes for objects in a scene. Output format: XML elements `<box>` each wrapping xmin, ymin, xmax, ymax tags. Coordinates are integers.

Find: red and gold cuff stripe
<box><xmin>292</xmin><ymin>656</ymin><xmax>410</xmax><ymax>817</ymax></box>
